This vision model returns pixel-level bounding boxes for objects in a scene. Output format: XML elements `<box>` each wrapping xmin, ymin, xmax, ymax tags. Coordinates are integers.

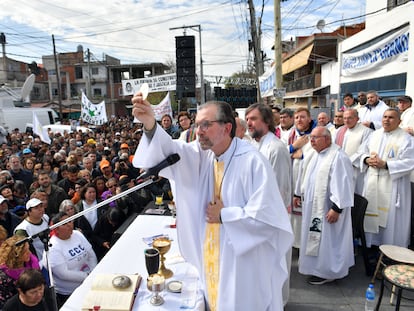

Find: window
<box><xmin>91</xmin><ymin>68</ymin><xmax>99</xmax><ymax>75</ymax></box>
<box><xmin>387</xmin><ymin>0</ymin><xmax>410</xmax><ymax>10</ymax></box>
<box><xmin>75</xmin><ymin>67</ymin><xmax>83</xmax><ymax>79</ymax></box>
<box><xmin>93</xmin><ymin>88</ymin><xmax>102</xmax><ymax>96</ymax></box>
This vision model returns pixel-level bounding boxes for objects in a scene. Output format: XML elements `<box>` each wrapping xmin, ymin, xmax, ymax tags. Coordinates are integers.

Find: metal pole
<box><xmin>198</xmin><ymin>25</ymin><xmax>205</xmax><ymax>106</ymax></box>
<box><xmin>52</xmin><ymin>35</ymin><xmax>63</xmax><ymax>119</ymax></box>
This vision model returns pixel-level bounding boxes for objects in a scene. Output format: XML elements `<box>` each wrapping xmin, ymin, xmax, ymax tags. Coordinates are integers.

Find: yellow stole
<box><xmin>203</xmin><ymin>160</ymin><xmax>224</xmax><ymax>311</ymax></box>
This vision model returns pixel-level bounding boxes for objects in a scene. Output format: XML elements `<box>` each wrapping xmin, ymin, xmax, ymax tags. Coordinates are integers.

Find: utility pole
<box><xmin>274</xmin><ymin>0</ymin><xmax>284</xmax><ymax>105</ymax></box>
<box><xmin>52</xmin><ymin>35</ymin><xmax>63</xmax><ymax>119</ymax></box>
<box><xmin>87</xmin><ymin>48</ymin><xmax>92</xmax><ymax>98</ymax></box>
<box><xmin>0</xmin><ymin>33</ymin><xmax>7</xmax><ymax>83</ymax></box>
<box><xmin>248</xmin><ymin>0</ymin><xmax>263</xmax><ymax>103</ymax></box>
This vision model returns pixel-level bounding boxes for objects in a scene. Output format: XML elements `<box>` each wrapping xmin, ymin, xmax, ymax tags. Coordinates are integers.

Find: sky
<box><xmin>0</xmin><ymin>0</ymin><xmax>366</xmax><ymax>78</ymax></box>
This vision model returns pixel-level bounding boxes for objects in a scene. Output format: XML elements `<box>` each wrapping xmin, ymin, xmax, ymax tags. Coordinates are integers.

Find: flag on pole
<box><xmin>81</xmin><ymin>92</ymin><xmax>108</xmax><ymax>125</ymax></box>
<box><xmin>32</xmin><ymin>112</ymin><xmax>51</xmax><ymax>144</ymax></box>
<box><xmin>133</xmin><ymin>92</ymin><xmax>173</xmax><ymax>123</ymax></box>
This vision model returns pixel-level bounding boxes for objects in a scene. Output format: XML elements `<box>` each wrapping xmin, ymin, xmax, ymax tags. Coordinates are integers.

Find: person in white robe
<box><xmin>245</xmin><ymin>103</ymin><xmax>292</xmax><ymax>305</ymax></box>
<box><xmin>246</xmin><ymin>103</ymin><xmax>292</xmax><ymax>208</ymax></box>
<box><xmin>131</xmin><ymin>97</ymin><xmax>293</xmax><ymax>311</ymax></box>
<box><xmin>278</xmin><ymin>108</ymin><xmax>295</xmax><ymax>144</ymax></box>
<box><xmin>359</xmin><ymin>108</ymin><xmax>414</xmax><ymax>247</ymax></box>
<box><xmin>398</xmin><ymin>95</ymin><xmax>414</xmax><ymax>132</ymax></box>
<box><xmin>294</xmin><ymin>126</ymin><xmax>354</xmax><ymax>284</ymax></box>
<box><xmin>397</xmin><ymin>95</ymin><xmax>414</xmax><ymax>248</ymax></box>
<box><xmin>335</xmin><ymin>109</ymin><xmax>373</xmax><ymax>194</ymax></box>
<box><xmin>287</xmin><ymin>108</ymin><xmax>317</xmax><ymax>248</ymax></box>
<box><xmin>358</xmin><ymin>90</ymin><xmax>389</xmax><ymax>130</ymax></box>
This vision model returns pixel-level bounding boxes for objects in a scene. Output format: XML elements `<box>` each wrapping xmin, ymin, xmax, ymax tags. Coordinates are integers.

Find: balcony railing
<box><xmin>284</xmin><ymin>73</ymin><xmax>320</xmax><ymax>93</ymax></box>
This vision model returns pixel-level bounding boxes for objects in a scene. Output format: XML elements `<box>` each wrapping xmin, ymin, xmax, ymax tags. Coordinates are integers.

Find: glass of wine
<box><xmin>144</xmin><ymin>248</ymin><xmax>160</xmax><ymax>276</ymax></box>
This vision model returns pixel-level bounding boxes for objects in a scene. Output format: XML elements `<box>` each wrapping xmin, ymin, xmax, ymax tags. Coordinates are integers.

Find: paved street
<box><xmin>286</xmin><ymin>248</ymin><xmax>414</xmax><ymax>310</ymax></box>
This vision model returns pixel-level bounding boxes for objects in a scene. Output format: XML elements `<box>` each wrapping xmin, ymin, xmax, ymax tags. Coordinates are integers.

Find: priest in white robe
<box><xmin>335</xmin><ymin>109</ymin><xmax>373</xmax><ymax>194</ymax></box>
<box><xmin>359</xmin><ymin>108</ymin><xmax>414</xmax><ymax>247</ymax></box>
<box><xmin>358</xmin><ymin>90</ymin><xmax>389</xmax><ymax>130</ymax></box>
<box><xmin>287</xmin><ymin>108</ymin><xmax>317</xmax><ymax>248</ymax></box>
<box><xmin>397</xmin><ymin>95</ymin><xmax>414</xmax><ymax>248</ymax></box>
<box><xmin>131</xmin><ymin>97</ymin><xmax>293</xmax><ymax>311</ymax></box>
<box><xmin>294</xmin><ymin>126</ymin><xmax>354</xmax><ymax>284</ymax></box>
<box><xmin>245</xmin><ymin>103</ymin><xmax>292</xmax><ymax>305</ymax></box>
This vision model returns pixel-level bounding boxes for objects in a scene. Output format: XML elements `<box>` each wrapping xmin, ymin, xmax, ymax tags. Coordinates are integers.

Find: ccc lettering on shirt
<box><xmin>68</xmin><ymin>244</ymin><xmax>86</xmax><ymax>258</ymax></box>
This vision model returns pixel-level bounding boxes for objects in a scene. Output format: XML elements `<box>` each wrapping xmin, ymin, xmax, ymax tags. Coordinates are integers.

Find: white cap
<box><xmin>0</xmin><ymin>195</ymin><xmax>7</xmax><ymax>205</ymax></box>
<box><xmin>26</xmin><ymin>198</ymin><xmax>42</xmax><ymax>210</ymax></box>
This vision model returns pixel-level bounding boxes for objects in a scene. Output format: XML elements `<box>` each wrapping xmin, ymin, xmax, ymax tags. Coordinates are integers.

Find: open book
<box><xmin>81</xmin><ymin>273</ymin><xmax>142</xmax><ymax>311</ymax></box>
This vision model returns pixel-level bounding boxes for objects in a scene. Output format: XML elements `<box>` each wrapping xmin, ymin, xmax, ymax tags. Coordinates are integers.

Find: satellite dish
<box><xmin>316</xmin><ymin>19</ymin><xmax>326</xmax><ymax>32</ymax></box>
<box><xmin>21</xmin><ymin>74</ymin><xmax>35</xmax><ymax>102</ymax></box>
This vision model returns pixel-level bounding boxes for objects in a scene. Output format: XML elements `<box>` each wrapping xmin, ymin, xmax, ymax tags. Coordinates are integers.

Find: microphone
<box><xmin>137</xmin><ymin>153</ymin><xmax>180</xmax><ymax>180</ymax></box>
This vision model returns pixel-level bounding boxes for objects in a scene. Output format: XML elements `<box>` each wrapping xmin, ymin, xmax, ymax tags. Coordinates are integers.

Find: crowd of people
<box><xmin>0</xmin><ymin>115</ymin><xmax>179</xmax><ymax>309</ymax></box>
<box><xmin>0</xmin><ymin>89</ymin><xmax>413</xmax><ymax>310</ymax></box>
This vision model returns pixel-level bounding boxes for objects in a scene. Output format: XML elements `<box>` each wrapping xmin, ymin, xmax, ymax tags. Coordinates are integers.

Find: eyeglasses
<box><xmin>310</xmin><ymin>135</ymin><xmax>327</xmax><ymax>140</ymax></box>
<box><xmin>194</xmin><ymin>120</ymin><xmax>222</xmax><ymax>131</ymax></box>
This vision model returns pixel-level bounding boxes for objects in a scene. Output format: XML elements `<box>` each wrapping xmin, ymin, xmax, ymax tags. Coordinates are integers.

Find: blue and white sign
<box><xmin>259</xmin><ymin>65</ymin><xmax>276</xmax><ymax>98</ymax></box>
<box><xmin>341</xmin><ymin>26</ymin><xmax>409</xmax><ymax>76</ymax></box>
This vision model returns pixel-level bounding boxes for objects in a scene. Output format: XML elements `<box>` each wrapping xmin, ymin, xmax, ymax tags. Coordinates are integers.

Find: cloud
<box><xmin>0</xmin><ymin>0</ymin><xmax>366</xmax><ymax>76</ymax></box>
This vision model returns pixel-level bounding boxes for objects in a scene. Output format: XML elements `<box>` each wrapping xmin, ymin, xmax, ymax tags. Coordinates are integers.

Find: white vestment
<box><xmin>287</xmin><ymin>127</ymin><xmax>314</xmax><ymax>248</ymax></box>
<box><xmin>358</xmin><ymin>100</ymin><xmax>389</xmax><ymax>129</ymax></box>
<box><xmin>277</xmin><ymin>125</ymin><xmax>292</xmax><ymax>144</ymax></box>
<box><xmin>250</xmin><ymin>131</ymin><xmax>292</xmax><ymax>306</ymax></box>
<box><xmin>400</xmin><ymin>107</ymin><xmax>414</xmax><ymax>130</ymax></box>
<box><xmin>296</xmin><ymin>145</ymin><xmax>355</xmax><ymax>279</ymax></box>
<box><xmin>400</xmin><ymin>107</ymin><xmax>414</xmax><ymax>182</ymax></box>
<box><xmin>133</xmin><ymin>125</ymin><xmax>293</xmax><ymax>311</ymax></box>
<box><xmin>251</xmin><ymin>132</ymin><xmax>292</xmax><ymax>208</ymax></box>
<box><xmin>359</xmin><ymin>127</ymin><xmax>414</xmax><ymax>247</ymax></box>
<box><xmin>336</xmin><ymin>123</ymin><xmax>373</xmax><ymax>194</ymax></box>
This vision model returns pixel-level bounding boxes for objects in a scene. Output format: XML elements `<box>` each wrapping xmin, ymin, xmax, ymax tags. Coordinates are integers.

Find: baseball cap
<box><xmin>120</xmin><ymin>143</ymin><xmax>129</xmax><ymax>149</ymax></box>
<box><xmin>22</xmin><ymin>148</ymin><xmax>32</xmax><ymax>155</ymax></box>
<box><xmin>26</xmin><ymin>198</ymin><xmax>43</xmax><ymax>210</ymax></box>
<box><xmin>115</xmin><ymin>132</ymin><xmax>121</xmax><ymax>136</ymax></box>
<box><xmin>0</xmin><ymin>195</ymin><xmax>7</xmax><ymax>204</ymax></box>
<box><xmin>12</xmin><ymin>205</ymin><xmax>26</xmax><ymax>215</ymax></box>
<box><xmin>99</xmin><ymin>159</ymin><xmax>111</xmax><ymax>170</ymax></box>
<box><xmin>87</xmin><ymin>138</ymin><xmax>96</xmax><ymax>145</ymax></box>
<box><xmin>397</xmin><ymin>95</ymin><xmax>412</xmax><ymax>103</ymax></box>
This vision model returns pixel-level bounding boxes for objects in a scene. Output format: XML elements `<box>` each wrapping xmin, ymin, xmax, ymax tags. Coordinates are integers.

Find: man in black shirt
<box><xmin>3</xmin><ymin>269</ymin><xmax>54</xmax><ymax>311</ymax></box>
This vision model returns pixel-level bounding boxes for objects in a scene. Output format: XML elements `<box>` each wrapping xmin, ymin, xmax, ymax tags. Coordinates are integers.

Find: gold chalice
<box><xmin>152</xmin><ymin>238</ymin><xmax>173</xmax><ymax>279</ymax></box>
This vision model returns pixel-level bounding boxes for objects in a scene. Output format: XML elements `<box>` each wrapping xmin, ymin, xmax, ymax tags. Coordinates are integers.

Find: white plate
<box><xmin>167</xmin><ymin>280</ymin><xmax>182</xmax><ymax>293</ymax></box>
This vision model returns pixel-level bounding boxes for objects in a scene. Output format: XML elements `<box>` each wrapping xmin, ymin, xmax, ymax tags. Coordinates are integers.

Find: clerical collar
<box><xmin>216</xmin><ymin>139</ymin><xmax>237</xmax><ymax>163</ymax></box>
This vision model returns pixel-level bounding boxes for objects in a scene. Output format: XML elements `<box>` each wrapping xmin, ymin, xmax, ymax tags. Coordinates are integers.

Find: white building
<box><xmin>337</xmin><ymin>0</ymin><xmax>413</xmax><ymax>101</ymax></box>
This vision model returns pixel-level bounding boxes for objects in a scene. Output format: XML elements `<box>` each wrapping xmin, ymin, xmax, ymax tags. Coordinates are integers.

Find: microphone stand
<box><xmin>16</xmin><ymin>177</ymin><xmax>156</xmax><ymax>311</ymax></box>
